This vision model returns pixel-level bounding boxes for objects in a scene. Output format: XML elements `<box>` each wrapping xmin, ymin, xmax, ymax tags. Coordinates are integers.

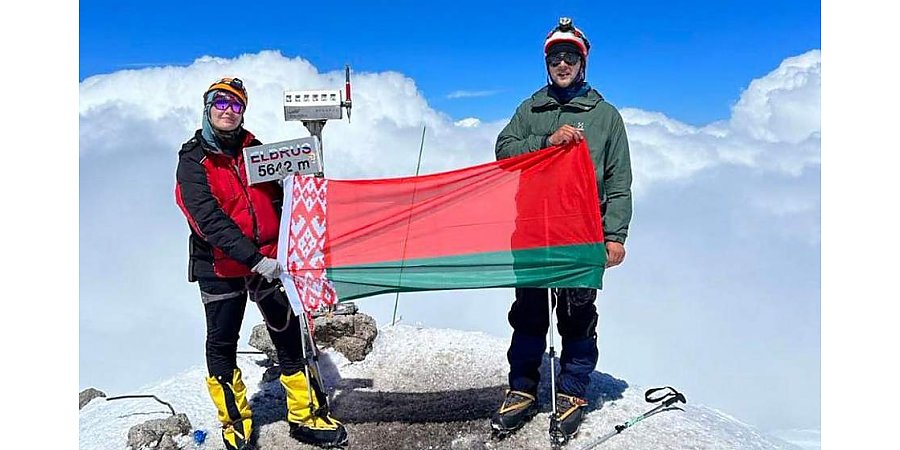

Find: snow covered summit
<box><xmin>80</xmin><ymin>325</ymin><xmax>802</xmax><ymax>450</ymax></box>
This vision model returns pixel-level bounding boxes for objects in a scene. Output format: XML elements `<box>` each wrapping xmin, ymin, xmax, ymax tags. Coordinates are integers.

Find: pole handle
<box><xmin>645</xmin><ymin>386</ymin><xmax>687</xmax><ymax>407</ymax></box>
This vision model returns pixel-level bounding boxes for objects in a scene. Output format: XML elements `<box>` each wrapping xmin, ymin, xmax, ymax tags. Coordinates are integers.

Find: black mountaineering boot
<box><xmin>282</xmin><ymin>370</ymin><xmax>349</xmax><ymax>448</ymax></box>
<box><xmin>288</xmin><ymin>421</ymin><xmax>348</xmax><ymax>449</ymax></box>
<box><xmin>549</xmin><ymin>392</ymin><xmax>589</xmax><ymax>446</ymax></box>
<box><xmin>491</xmin><ymin>389</ymin><xmax>539</xmax><ymax>438</ymax></box>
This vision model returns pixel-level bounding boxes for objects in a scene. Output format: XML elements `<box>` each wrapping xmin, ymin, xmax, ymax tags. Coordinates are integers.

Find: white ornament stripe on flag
<box><xmin>278</xmin><ymin>174</ymin><xmax>338</xmax><ymax>314</ymax></box>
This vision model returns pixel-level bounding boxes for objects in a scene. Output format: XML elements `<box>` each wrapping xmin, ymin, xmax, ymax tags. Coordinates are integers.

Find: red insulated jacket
<box><xmin>175</xmin><ymin>129</ymin><xmax>282</xmax><ymax>279</ymax></box>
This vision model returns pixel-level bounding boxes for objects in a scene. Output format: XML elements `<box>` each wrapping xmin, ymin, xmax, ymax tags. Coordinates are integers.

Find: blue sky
<box><xmin>75</xmin><ymin>0</ymin><xmax>823</xmax><ymax>443</ymax></box>
<box><xmin>80</xmin><ymin>0</ymin><xmax>820</xmax><ymax>125</ymax></box>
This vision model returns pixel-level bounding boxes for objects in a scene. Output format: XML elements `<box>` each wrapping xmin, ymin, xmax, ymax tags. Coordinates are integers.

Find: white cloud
<box><xmin>80</xmin><ymin>51</ymin><xmax>502</xmax><ymax>178</ymax></box>
<box><xmin>454</xmin><ymin>117</ymin><xmax>482</xmax><ymax>127</ymax></box>
<box><xmin>621</xmin><ymin>50</ymin><xmax>820</xmax><ymax>193</ymax></box>
<box><xmin>730</xmin><ymin>51</ymin><xmax>821</xmax><ymax>144</ymax></box>
<box><xmin>79</xmin><ymin>49</ymin><xmax>821</xmax><ymax>188</ymax></box>
<box><xmin>445</xmin><ymin>89</ymin><xmax>501</xmax><ymax>99</ymax></box>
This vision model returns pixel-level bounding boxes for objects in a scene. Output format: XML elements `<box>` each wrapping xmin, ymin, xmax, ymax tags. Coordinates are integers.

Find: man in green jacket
<box><xmin>491</xmin><ymin>17</ymin><xmax>633</xmax><ymax>445</ymax></box>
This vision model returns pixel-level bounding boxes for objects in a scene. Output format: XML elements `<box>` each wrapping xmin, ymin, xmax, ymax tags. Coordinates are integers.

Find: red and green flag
<box><xmin>277</xmin><ymin>141</ymin><xmax>605</xmax><ymax>313</ymax></box>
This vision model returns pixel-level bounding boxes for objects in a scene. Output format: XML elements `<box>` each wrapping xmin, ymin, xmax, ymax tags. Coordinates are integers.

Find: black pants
<box><xmin>507</xmin><ymin>287</ymin><xmax>599</xmax><ymax>398</ymax></box>
<box><xmin>200</xmin><ymin>277</ymin><xmax>305</xmax><ymax>379</ymax></box>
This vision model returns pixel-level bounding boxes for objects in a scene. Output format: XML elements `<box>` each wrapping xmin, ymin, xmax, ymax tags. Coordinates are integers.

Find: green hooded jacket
<box><xmin>495</xmin><ymin>85</ymin><xmax>633</xmax><ymax>244</ymax></box>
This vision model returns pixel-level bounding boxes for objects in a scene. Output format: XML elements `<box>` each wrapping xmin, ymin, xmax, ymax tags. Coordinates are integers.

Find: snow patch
<box><xmin>80</xmin><ymin>325</ymin><xmax>809</xmax><ymax>449</ymax></box>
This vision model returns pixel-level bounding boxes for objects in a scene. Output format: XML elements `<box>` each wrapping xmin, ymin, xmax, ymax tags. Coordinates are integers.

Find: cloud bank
<box><xmin>446</xmin><ymin>89</ymin><xmax>502</xmax><ymax>99</ymax></box>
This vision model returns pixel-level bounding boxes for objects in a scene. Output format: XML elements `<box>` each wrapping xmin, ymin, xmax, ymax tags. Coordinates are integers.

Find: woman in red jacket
<box><xmin>175</xmin><ymin>77</ymin><xmax>347</xmax><ymax>449</ymax></box>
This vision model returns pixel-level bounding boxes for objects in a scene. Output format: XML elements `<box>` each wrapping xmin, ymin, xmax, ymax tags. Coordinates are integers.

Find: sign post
<box><xmin>242</xmin><ymin>137</ymin><xmax>322</xmax><ymax>185</ymax></box>
<box><xmin>282</xmin><ymin>65</ymin><xmax>353</xmax><ymax>177</ymax></box>
<box><xmin>279</xmin><ymin>65</ymin><xmax>355</xmax><ymax>318</ymax></box>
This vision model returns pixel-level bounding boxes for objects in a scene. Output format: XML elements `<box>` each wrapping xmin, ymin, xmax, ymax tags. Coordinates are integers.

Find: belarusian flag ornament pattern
<box><xmin>281</xmin><ymin>176</ymin><xmax>337</xmax><ymax>312</ymax></box>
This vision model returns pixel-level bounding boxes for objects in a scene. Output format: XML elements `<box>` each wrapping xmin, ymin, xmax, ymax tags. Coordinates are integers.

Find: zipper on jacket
<box><xmin>231</xmin><ymin>161</ymin><xmax>260</xmax><ymax>243</ymax></box>
<box><xmin>553</xmin><ymin>105</ymin><xmax>563</xmax><ymax>135</ymax></box>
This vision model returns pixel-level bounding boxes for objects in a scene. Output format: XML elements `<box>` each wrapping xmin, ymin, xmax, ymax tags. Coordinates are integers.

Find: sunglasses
<box><xmin>546</xmin><ymin>52</ymin><xmax>582</xmax><ymax>67</ymax></box>
<box><xmin>212</xmin><ymin>98</ymin><xmax>245</xmax><ymax>114</ymax></box>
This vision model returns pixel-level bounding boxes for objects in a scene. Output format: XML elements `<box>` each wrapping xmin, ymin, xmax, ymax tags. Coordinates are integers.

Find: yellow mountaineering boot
<box><xmin>206</xmin><ymin>369</ymin><xmax>254</xmax><ymax>450</ymax></box>
<box><xmin>281</xmin><ymin>369</ymin><xmax>348</xmax><ymax>448</ymax></box>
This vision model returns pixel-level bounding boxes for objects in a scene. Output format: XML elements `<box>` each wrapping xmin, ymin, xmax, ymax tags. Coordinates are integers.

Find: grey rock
<box><xmin>155</xmin><ymin>434</ymin><xmax>180</xmax><ymax>450</ymax></box>
<box><xmin>249</xmin><ymin>312</ymin><xmax>378</xmax><ymax>363</ymax></box>
<box><xmin>313</xmin><ymin>312</ymin><xmax>378</xmax><ymax>362</ymax></box>
<box><xmin>79</xmin><ymin>387</ymin><xmax>106</xmax><ymax>409</ymax></box>
<box><xmin>249</xmin><ymin>324</ymin><xmax>278</xmax><ymax>362</ymax></box>
<box><xmin>126</xmin><ymin>413</ymin><xmax>191</xmax><ymax>450</ymax></box>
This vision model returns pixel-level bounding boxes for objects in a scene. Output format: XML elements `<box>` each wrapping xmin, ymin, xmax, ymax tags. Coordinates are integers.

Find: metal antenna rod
<box><xmin>344</xmin><ymin>64</ymin><xmax>352</xmax><ymax>122</ymax></box>
<box><xmin>391</xmin><ymin>124</ymin><xmax>427</xmax><ymax>326</ymax></box>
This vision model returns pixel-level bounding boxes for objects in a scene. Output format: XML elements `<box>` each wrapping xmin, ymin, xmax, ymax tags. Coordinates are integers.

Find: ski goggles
<box><xmin>212</xmin><ymin>98</ymin><xmax>245</xmax><ymax>114</ymax></box>
<box><xmin>546</xmin><ymin>52</ymin><xmax>582</xmax><ymax>67</ymax></box>
<box><xmin>205</xmin><ymin>77</ymin><xmax>248</xmax><ymax>106</ymax></box>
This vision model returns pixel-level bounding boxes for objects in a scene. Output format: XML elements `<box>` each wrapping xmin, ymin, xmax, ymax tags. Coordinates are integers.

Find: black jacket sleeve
<box><xmin>176</xmin><ymin>147</ymin><xmax>264</xmax><ymax>269</ymax></box>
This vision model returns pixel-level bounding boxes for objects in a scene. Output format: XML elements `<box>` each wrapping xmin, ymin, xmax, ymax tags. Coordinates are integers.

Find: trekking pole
<box><xmin>283</xmin><ymin>285</ymin><xmax>333</xmax><ymax>415</ymax></box>
<box><xmin>572</xmin><ymin>386</ymin><xmax>687</xmax><ymax>450</ymax></box>
<box><xmin>302</xmin><ymin>310</ymin><xmax>333</xmax><ymax>413</ymax></box>
<box><xmin>296</xmin><ymin>308</ymin><xmax>318</xmax><ymax>413</ymax></box>
<box><xmin>548</xmin><ymin>288</ymin><xmax>562</xmax><ymax>448</ymax></box>
<box><xmin>543</xmin><ymin>197</ymin><xmax>566</xmax><ymax>449</ymax></box>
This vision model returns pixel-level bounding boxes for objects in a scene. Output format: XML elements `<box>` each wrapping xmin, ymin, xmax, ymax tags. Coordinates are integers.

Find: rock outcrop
<box><xmin>250</xmin><ymin>311</ymin><xmax>378</xmax><ymax>363</ymax></box>
<box><xmin>125</xmin><ymin>413</ymin><xmax>192</xmax><ymax>450</ymax></box>
<box><xmin>79</xmin><ymin>388</ymin><xmax>106</xmax><ymax>410</ymax></box>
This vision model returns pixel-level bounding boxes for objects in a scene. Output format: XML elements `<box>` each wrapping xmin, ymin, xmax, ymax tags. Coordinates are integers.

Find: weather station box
<box><xmin>243</xmin><ymin>136</ymin><xmax>322</xmax><ymax>185</ymax></box>
<box><xmin>283</xmin><ymin>89</ymin><xmax>344</xmax><ymax>121</ymax></box>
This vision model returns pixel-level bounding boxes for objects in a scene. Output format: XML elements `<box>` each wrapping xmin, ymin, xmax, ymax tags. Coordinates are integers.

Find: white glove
<box><xmin>251</xmin><ymin>257</ymin><xmax>283</xmax><ymax>282</ymax></box>
<box><xmin>276</xmin><ymin>163</ymin><xmax>292</xmax><ymax>179</ymax></box>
